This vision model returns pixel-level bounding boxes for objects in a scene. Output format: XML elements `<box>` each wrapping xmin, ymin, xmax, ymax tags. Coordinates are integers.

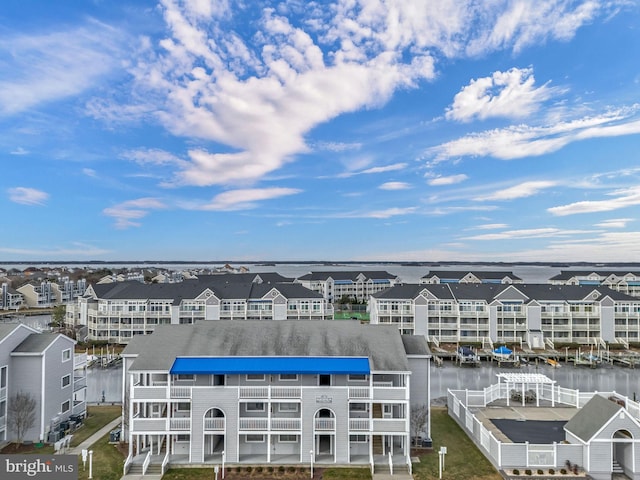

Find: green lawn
<box><xmin>412</xmin><ymin>407</ymin><xmax>501</xmax><ymax>480</ymax></box>
<box><xmin>76</xmin><ymin>433</ymin><xmax>125</xmax><ymax>480</ymax></box>
<box><xmin>70</xmin><ymin>405</ymin><xmax>121</xmax><ymax>447</ymax></box>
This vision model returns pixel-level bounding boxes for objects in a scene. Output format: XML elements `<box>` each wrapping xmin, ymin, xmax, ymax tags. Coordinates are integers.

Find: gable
<box><xmin>494</xmin><ymin>285</ymin><xmax>529</xmax><ymax>302</ymax></box>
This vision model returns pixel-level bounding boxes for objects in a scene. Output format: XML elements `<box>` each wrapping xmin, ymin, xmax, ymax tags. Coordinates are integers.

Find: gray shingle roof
<box><xmin>422</xmin><ymin>270</ymin><xmax>522</xmax><ymax>281</ymax></box>
<box><xmin>124</xmin><ymin>320</ymin><xmax>409</xmax><ymax>372</ymax></box>
<box><xmin>401</xmin><ymin>335</ymin><xmax>431</xmax><ymax>356</ymax></box>
<box><xmin>564</xmin><ymin>394</ymin><xmax>622</xmax><ymax>442</ymax></box>
<box><xmin>12</xmin><ymin>333</ymin><xmax>68</xmax><ymax>354</ymax></box>
<box><xmin>372</xmin><ymin>284</ymin><xmax>455</xmax><ymax>300</ymax></box>
<box><xmin>297</xmin><ymin>271</ymin><xmax>398</xmax><ymax>281</ymax></box>
<box><xmin>549</xmin><ymin>270</ymin><xmax>640</xmax><ymax>281</ymax></box>
<box><xmin>0</xmin><ymin>323</ymin><xmax>22</xmax><ymax>342</ymax></box>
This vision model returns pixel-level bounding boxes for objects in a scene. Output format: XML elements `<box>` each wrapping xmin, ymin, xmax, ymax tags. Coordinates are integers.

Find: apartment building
<box><xmin>17</xmin><ymin>281</ymin><xmax>56</xmax><ymax>308</ymax></box>
<box><xmin>369</xmin><ymin>283</ymin><xmax>640</xmax><ymax>346</ymax></box>
<box><xmin>0</xmin><ymin>323</ymin><xmax>86</xmax><ymax>445</ymax></box>
<box><xmin>549</xmin><ymin>270</ymin><xmax>640</xmax><ymax>298</ymax></box>
<box><xmin>295</xmin><ymin>271</ymin><xmax>400</xmax><ymax>303</ymax></box>
<box><xmin>121</xmin><ymin>320</ymin><xmax>430</xmax><ymax>474</ymax></box>
<box><xmin>53</xmin><ymin>277</ymin><xmax>87</xmax><ymax>304</ymax></box>
<box><xmin>420</xmin><ymin>270</ymin><xmax>522</xmax><ymax>284</ymax></box>
<box><xmin>66</xmin><ymin>277</ymin><xmax>333</xmax><ymax>344</ymax></box>
<box><xmin>1</xmin><ymin>283</ymin><xmax>24</xmax><ymax>311</ymax></box>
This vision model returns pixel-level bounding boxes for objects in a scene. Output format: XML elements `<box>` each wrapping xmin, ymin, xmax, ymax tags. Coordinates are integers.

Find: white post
<box><xmin>222</xmin><ymin>450</ymin><xmax>225</xmax><ymax>479</ymax></box>
<box><xmin>438</xmin><ymin>446</ymin><xmax>447</xmax><ymax>479</ymax></box>
<box><xmin>88</xmin><ymin>450</ymin><xmax>93</xmax><ymax>479</ymax></box>
<box><xmin>310</xmin><ymin>449</ymin><xmax>314</xmax><ymax>478</ymax></box>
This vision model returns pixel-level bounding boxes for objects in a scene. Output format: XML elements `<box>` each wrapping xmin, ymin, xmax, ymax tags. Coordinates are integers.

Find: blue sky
<box><xmin>2</xmin><ymin>0</ymin><xmax>640</xmax><ymax>262</ymax></box>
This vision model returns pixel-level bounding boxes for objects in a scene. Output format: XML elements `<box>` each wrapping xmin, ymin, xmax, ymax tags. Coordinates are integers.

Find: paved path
<box><xmin>67</xmin><ymin>417</ymin><xmax>121</xmax><ymax>455</ymax></box>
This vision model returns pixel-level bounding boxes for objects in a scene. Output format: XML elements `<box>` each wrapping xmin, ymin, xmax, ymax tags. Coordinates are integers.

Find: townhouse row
<box><xmin>295</xmin><ymin>271</ymin><xmax>400</xmax><ymax>303</ymax></box>
<box><xmin>0</xmin><ymin>323</ymin><xmax>86</xmax><ymax>446</ymax></box>
<box><xmin>369</xmin><ymin>283</ymin><xmax>640</xmax><ymax>345</ymax></box>
<box><xmin>121</xmin><ymin>320</ymin><xmax>430</xmax><ymax>473</ymax></box>
<box><xmin>66</xmin><ymin>278</ymin><xmax>333</xmax><ymax>343</ymax></box>
<box><xmin>1</xmin><ymin>278</ymin><xmax>87</xmax><ymax>310</ymax></box>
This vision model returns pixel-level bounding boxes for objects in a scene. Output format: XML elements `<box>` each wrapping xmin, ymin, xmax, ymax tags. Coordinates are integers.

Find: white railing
<box><xmin>271</xmin><ymin>387</ymin><xmax>301</xmax><ymax>398</ymax></box>
<box><xmin>240</xmin><ymin>387</ymin><xmax>269</xmax><ymax>398</ymax></box>
<box><xmin>204</xmin><ymin>418</ymin><xmax>225</xmax><ymax>430</ymax></box>
<box><xmin>388</xmin><ymin>451</ymin><xmax>393</xmax><ymax>475</ymax></box>
<box><xmin>406</xmin><ymin>453</ymin><xmax>412</xmax><ymax>475</ymax></box>
<box><xmin>142</xmin><ymin>451</ymin><xmax>151</xmax><ymax>475</ymax></box>
<box><xmin>170</xmin><ymin>418</ymin><xmax>191</xmax><ymax>430</ymax></box>
<box><xmin>0</xmin><ymin>386</ymin><xmax>6</xmax><ymax>401</ymax></box>
<box><xmin>271</xmin><ymin>418</ymin><xmax>301</xmax><ymax>430</ymax></box>
<box><xmin>170</xmin><ymin>386</ymin><xmax>190</xmax><ymax>398</ymax></box>
<box><xmin>238</xmin><ymin>418</ymin><xmax>268</xmax><ymax>430</ymax></box>
<box><xmin>349</xmin><ymin>419</ymin><xmax>369</xmax><ymax>431</ymax></box>
<box><xmin>132</xmin><ymin>386</ymin><xmax>166</xmax><ymax>400</ymax></box>
<box><xmin>161</xmin><ymin>451</ymin><xmax>170</xmax><ymax>475</ymax></box>
<box><xmin>314</xmin><ymin>418</ymin><xmax>335</xmax><ymax>431</ymax></box>
<box><xmin>349</xmin><ymin>387</ymin><xmax>370</xmax><ymax>399</ymax></box>
<box><xmin>132</xmin><ymin>418</ymin><xmax>168</xmax><ymax>432</ymax></box>
<box><xmin>74</xmin><ymin>353</ymin><xmax>87</xmax><ymax>369</ymax></box>
<box><xmin>123</xmin><ymin>454</ymin><xmax>133</xmax><ymax>476</ymax></box>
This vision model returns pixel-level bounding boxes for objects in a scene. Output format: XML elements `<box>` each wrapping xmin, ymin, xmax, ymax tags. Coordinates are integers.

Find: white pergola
<box><xmin>496</xmin><ymin>373</ymin><xmax>557</xmax><ymax>407</ymax></box>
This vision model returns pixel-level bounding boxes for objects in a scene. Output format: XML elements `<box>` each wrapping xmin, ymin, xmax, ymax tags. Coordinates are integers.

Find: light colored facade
<box><xmin>121</xmin><ymin>321</ymin><xmax>430</xmax><ymax>475</ymax></box>
<box><xmin>17</xmin><ymin>281</ymin><xmax>56</xmax><ymax>308</ymax></box>
<box><xmin>0</xmin><ymin>323</ymin><xmax>86</xmax><ymax>445</ymax></box>
<box><xmin>1</xmin><ymin>283</ymin><xmax>24</xmax><ymax>311</ymax></box>
<box><xmin>52</xmin><ymin>277</ymin><xmax>87</xmax><ymax>304</ymax></box>
<box><xmin>67</xmin><ymin>278</ymin><xmax>334</xmax><ymax>344</ymax></box>
<box><xmin>369</xmin><ymin>283</ymin><xmax>640</xmax><ymax>346</ymax></box>
<box><xmin>550</xmin><ymin>270</ymin><xmax>640</xmax><ymax>298</ymax></box>
<box><xmin>420</xmin><ymin>270</ymin><xmax>522</xmax><ymax>284</ymax></box>
<box><xmin>296</xmin><ymin>271</ymin><xmax>399</xmax><ymax>303</ymax></box>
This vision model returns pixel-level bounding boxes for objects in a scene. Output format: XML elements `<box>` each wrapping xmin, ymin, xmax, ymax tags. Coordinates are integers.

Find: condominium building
<box><xmin>369</xmin><ymin>283</ymin><xmax>640</xmax><ymax>346</ymax></box>
<box><xmin>1</xmin><ymin>283</ymin><xmax>24</xmax><ymax>311</ymax></box>
<box><xmin>66</xmin><ymin>278</ymin><xmax>334</xmax><ymax>344</ymax></box>
<box><xmin>0</xmin><ymin>323</ymin><xmax>86</xmax><ymax>445</ymax></box>
<box><xmin>121</xmin><ymin>320</ymin><xmax>430</xmax><ymax>474</ymax></box>
<box><xmin>17</xmin><ymin>281</ymin><xmax>56</xmax><ymax>308</ymax></box>
<box><xmin>295</xmin><ymin>271</ymin><xmax>400</xmax><ymax>303</ymax></box>
<box><xmin>420</xmin><ymin>270</ymin><xmax>522</xmax><ymax>284</ymax></box>
<box><xmin>549</xmin><ymin>270</ymin><xmax>640</xmax><ymax>298</ymax></box>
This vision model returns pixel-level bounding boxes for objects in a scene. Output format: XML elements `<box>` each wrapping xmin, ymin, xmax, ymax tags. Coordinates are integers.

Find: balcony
<box><xmin>314</xmin><ymin>418</ymin><xmax>335</xmax><ymax>431</ymax></box>
<box><xmin>239</xmin><ymin>418</ymin><xmax>269</xmax><ymax>431</ymax></box>
<box><xmin>204</xmin><ymin>418</ymin><xmax>225</xmax><ymax>431</ymax></box>
<box><xmin>372</xmin><ymin>419</ymin><xmax>406</xmax><ymax>433</ymax></box>
<box><xmin>73</xmin><ymin>377</ymin><xmax>87</xmax><ymax>391</ymax></box>
<box><xmin>72</xmin><ymin>401</ymin><xmax>86</xmax><ymax>416</ymax></box>
<box><xmin>132</xmin><ymin>418</ymin><xmax>168</xmax><ymax>432</ymax></box>
<box><xmin>170</xmin><ymin>418</ymin><xmax>191</xmax><ymax>431</ymax></box>
<box><xmin>349</xmin><ymin>387</ymin><xmax>370</xmax><ymax>399</ymax></box>
<box><xmin>0</xmin><ymin>386</ymin><xmax>6</xmax><ymax>401</ymax></box>
<box><xmin>372</xmin><ymin>387</ymin><xmax>407</xmax><ymax>401</ymax></box>
<box><xmin>349</xmin><ymin>419</ymin><xmax>369</xmax><ymax>431</ymax></box>
<box><xmin>239</xmin><ymin>386</ymin><xmax>301</xmax><ymax>399</ymax></box>
<box><xmin>170</xmin><ymin>387</ymin><xmax>191</xmax><ymax>399</ymax></box>
<box><xmin>132</xmin><ymin>386</ymin><xmax>167</xmax><ymax>400</ymax></box>
<box><xmin>271</xmin><ymin>418</ymin><xmax>301</xmax><ymax>431</ymax></box>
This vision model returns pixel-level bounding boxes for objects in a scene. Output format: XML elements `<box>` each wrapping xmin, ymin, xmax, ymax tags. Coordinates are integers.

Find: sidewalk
<box><xmin>67</xmin><ymin>417</ymin><xmax>122</xmax><ymax>455</ymax></box>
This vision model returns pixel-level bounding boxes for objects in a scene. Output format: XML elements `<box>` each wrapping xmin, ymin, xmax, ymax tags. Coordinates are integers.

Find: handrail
<box><xmin>407</xmin><ymin>452</ymin><xmax>412</xmax><ymax>475</ymax></box>
<box><xmin>142</xmin><ymin>451</ymin><xmax>151</xmax><ymax>475</ymax></box>
<box><xmin>388</xmin><ymin>451</ymin><xmax>393</xmax><ymax>475</ymax></box>
<box><xmin>161</xmin><ymin>451</ymin><xmax>170</xmax><ymax>475</ymax></box>
<box><xmin>222</xmin><ymin>450</ymin><xmax>226</xmax><ymax>479</ymax></box>
<box><xmin>123</xmin><ymin>453</ymin><xmax>133</xmax><ymax>476</ymax></box>
<box><xmin>370</xmin><ymin>459</ymin><xmax>375</xmax><ymax>476</ymax></box>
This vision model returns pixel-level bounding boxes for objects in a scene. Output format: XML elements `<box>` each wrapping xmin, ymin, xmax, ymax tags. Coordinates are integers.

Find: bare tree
<box><xmin>8</xmin><ymin>391</ymin><xmax>37</xmax><ymax>448</ymax></box>
<box><xmin>410</xmin><ymin>404</ymin><xmax>429</xmax><ymax>446</ymax></box>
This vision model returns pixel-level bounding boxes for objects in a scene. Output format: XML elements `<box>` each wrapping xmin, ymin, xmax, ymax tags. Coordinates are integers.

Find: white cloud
<box><xmin>427</xmin><ymin>174</ymin><xmax>468</xmax><ymax>186</ymax></box>
<box><xmin>548</xmin><ymin>186</ymin><xmax>640</xmax><ymax>216</ymax></box>
<box><xmin>121</xmin><ymin>1</ymin><xmax>606</xmax><ymax>186</ymax></box>
<box><xmin>446</xmin><ymin>67</ymin><xmax>557</xmax><ymax>122</ymax></box>
<box><xmin>363</xmin><ymin>207</ymin><xmax>417</xmax><ymax>219</ymax></box>
<box><xmin>475</xmin><ymin>180</ymin><xmax>556</xmax><ymax>201</ymax></box>
<box><xmin>8</xmin><ymin>187</ymin><xmax>49</xmax><ymax>206</ymax></box>
<box><xmin>122</xmin><ymin>148</ymin><xmax>188</xmax><ymax>167</ymax></box>
<box><xmin>594</xmin><ymin>218</ymin><xmax>633</xmax><ymax>229</ymax></box>
<box><xmin>0</xmin><ymin>20</ymin><xmax>125</xmax><ymax>115</ymax></box>
<box><xmin>429</xmin><ymin>106</ymin><xmax>640</xmax><ymax>162</ymax></box>
<box><xmin>379</xmin><ymin>182</ymin><xmax>411</xmax><ymax>190</ymax></box>
<box><xmin>82</xmin><ymin>168</ymin><xmax>97</xmax><ymax>178</ymax></box>
<box><xmin>463</xmin><ymin>227</ymin><xmax>593</xmax><ymax>241</ymax></box>
<box><xmin>103</xmin><ymin>197</ymin><xmax>167</xmax><ymax>229</ymax></box>
<box><xmin>474</xmin><ymin>223</ymin><xmax>509</xmax><ymax>230</ymax></box>
<box><xmin>10</xmin><ymin>147</ymin><xmax>29</xmax><ymax>155</ymax></box>
<box><xmin>315</xmin><ymin>141</ymin><xmax>363</xmax><ymax>152</ymax></box>
<box><xmin>337</xmin><ymin>162</ymin><xmax>408</xmax><ymax>179</ymax></box>
<box><xmin>195</xmin><ymin>187</ymin><xmax>302</xmax><ymax>211</ymax></box>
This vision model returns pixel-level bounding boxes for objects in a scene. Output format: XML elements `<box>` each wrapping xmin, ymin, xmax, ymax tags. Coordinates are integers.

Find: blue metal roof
<box><xmin>170</xmin><ymin>356</ymin><xmax>371</xmax><ymax>375</ymax></box>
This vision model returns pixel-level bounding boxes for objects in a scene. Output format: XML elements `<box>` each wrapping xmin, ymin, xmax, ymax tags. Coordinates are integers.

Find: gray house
<box><xmin>565</xmin><ymin>394</ymin><xmax>640</xmax><ymax>480</ymax></box>
<box><xmin>0</xmin><ymin>323</ymin><xmax>86</xmax><ymax>445</ymax></box>
<box><xmin>122</xmin><ymin>320</ymin><xmax>430</xmax><ymax>475</ymax></box>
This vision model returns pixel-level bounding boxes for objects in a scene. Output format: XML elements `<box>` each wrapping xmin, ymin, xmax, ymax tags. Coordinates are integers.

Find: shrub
<box><xmin>246</xmin><ymin>466</ymin><xmax>253</xmax><ymax>473</ymax></box>
<box><xmin>573</xmin><ymin>464</ymin><xmax>579</xmax><ymax>475</ymax></box>
<box><xmin>549</xmin><ymin>468</ymin><xmax>555</xmax><ymax>474</ymax></box>
<box><xmin>267</xmin><ymin>466</ymin><xmax>273</xmax><ymax>473</ymax></box>
<box><xmin>512</xmin><ymin>469</ymin><xmax>520</xmax><ymax>475</ymax></box>
<box><xmin>256</xmin><ymin>466</ymin><xmax>263</xmax><ymax>473</ymax></box>
<box><xmin>278</xmin><ymin>465</ymin><xmax>285</xmax><ymax>473</ymax></box>
<box><xmin>288</xmin><ymin>466</ymin><xmax>296</xmax><ymax>473</ymax></box>
<box><xmin>235</xmin><ymin>466</ymin><xmax>241</xmax><ymax>473</ymax></box>
<box><xmin>525</xmin><ymin>469</ymin><xmax>532</xmax><ymax>475</ymax></box>
<box><xmin>537</xmin><ymin>469</ymin><xmax>544</xmax><ymax>475</ymax></box>
<box><xmin>560</xmin><ymin>468</ymin><xmax>567</xmax><ymax>474</ymax></box>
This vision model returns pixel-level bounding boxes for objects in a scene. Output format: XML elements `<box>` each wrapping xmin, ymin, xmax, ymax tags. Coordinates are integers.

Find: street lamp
<box><xmin>310</xmin><ymin>449</ymin><xmax>314</xmax><ymax>478</ymax></box>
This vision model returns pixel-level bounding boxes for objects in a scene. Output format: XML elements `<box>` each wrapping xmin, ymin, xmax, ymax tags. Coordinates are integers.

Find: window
<box><xmin>278</xmin><ymin>403</ymin><xmax>299</xmax><ymax>412</ymax></box>
<box><xmin>348</xmin><ymin>374</ymin><xmax>367</xmax><ymax>382</ymax></box>
<box><xmin>176</xmin><ymin>435</ymin><xmax>190</xmax><ymax>441</ymax></box>
<box><xmin>246</xmin><ymin>374</ymin><xmax>265</xmax><ymax>381</ymax></box>
<box><xmin>350</xmin><ymin>435</ymin><xmax>368</xmax><ymax>443</ymax></box>
<box><xmin>62</xmin><ymin>349</ymin><xmax>71</xmax><ymax>362</ymax></box>
<box><xmin>61</xmin><ymin>400</ymin><xmax>70</xmax><ymax>413</ymax></box>
<box><xmin>279</xmin><ymin>374</ymin><xmax>298</xmax><ymax>381</ymax></box>
<box><xmin>61</xmin><ymin>375</ymin><xmax>71</xmax><ymax>388</ymax></box>
<box><xmin>246</xmin><ymin>402</ymin><xmax>265</xmax><ymax>412</ymax></box>
<box><xmin>318</xmin><ymin>374</ymin><xmax>331</xmax><ymax>386</ymax></box>
<box><xmin>246</xmin><ymin>435</ymin><xmax>264</xmax><ymax>443</ymax></box>
<box><xmin>0</xmin><ymin>366</ymin><xmax>6</xmax><ymax>388</ymax></box>
<box><xmin>176</xmin><ymin>374</ymin><xmax>194</xmax><ymax>381</ymax></box>
<box><xmin>350</xmin><ymin>403</ymin><xmax>367</xmax><ymax>412</ymax></box>
<box><xmin>279</xmin><ymin>435</ymin><xmax>297</xmax><ymax>443</ymax></box>
<box><xmin>176</xmin><ymin>403</ymin><xmax>190</xmax><ymax>412</ymax></box>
